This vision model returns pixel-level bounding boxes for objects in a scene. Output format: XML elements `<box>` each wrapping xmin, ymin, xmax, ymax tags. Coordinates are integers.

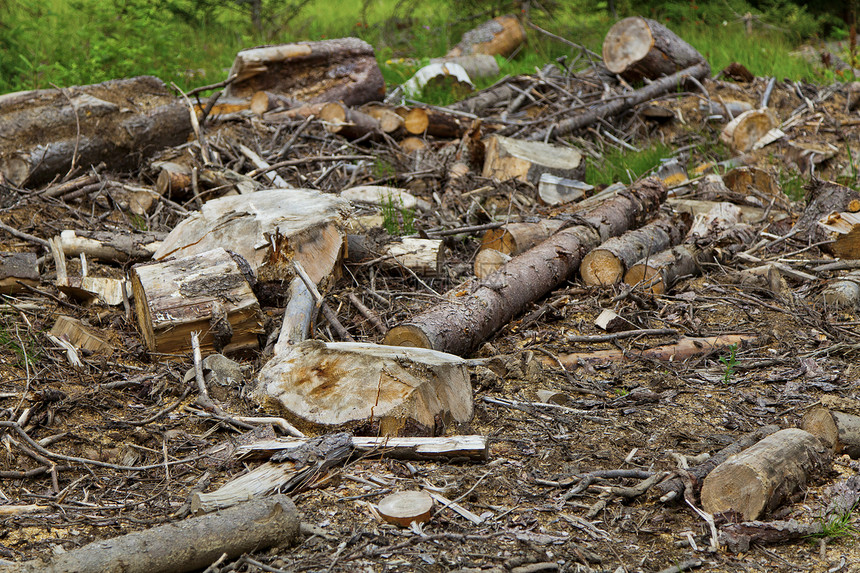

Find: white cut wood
<box><xmin>720</xmin><ymin>109</ymin><xmax>779</xmax><ymax>152</ymax></box>
<box><xmin>377</xmin><ymin>491</ymin><xmax>434</xmax><ymax>527</ymax></box>
<box><xmin>237</xmin><ymin>434</ymin><xmax>489</xmax><ymax>461</ymax></box>
<box><xmin>537</xmin><ymin>174</ymin><xmax>591</xmax><ymax>206</ymax></box>
<box><xmin>402</xmin><ymin>62</ymin><xmax>474</xmax><ymax>98</ymax></box>
<box><xmin>483</xmin><ymin>135</ymin><xmax>584</xmax><ymax>185</ymax></box>
<box><xmin>341</xmin><ymin>185</ymin><xmax>424</xmax><ymax>210</ymax></box>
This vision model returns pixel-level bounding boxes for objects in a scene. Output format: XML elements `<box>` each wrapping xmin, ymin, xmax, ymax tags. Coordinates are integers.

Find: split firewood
<box><xmin>580</xmin><ymin>212</ymin><xmax>691</xmax><ymax>286</ymax></box>
<box><xmin>250</xmin><ymin>91</ymin><xmax>301</xmax><ymax>115</ymax></box>
<box><xmin>602</xmin><ymin>17</ymin><xmax>709</xmax><ymax>82</ymax></box>
<box><xmin>319</xmin><ymin>102</ymin><xmax>381</xmax><ymax>140</ymax></box>
<box><xmin>132</xmin><ymin>247</ymin><xmax>264</xmax><ymax>355</ymax></box>
<box><xmin>10</xmin><ymin>495</ymin><xmax>299</xmax><ymax>573</ymax></box>
<box><xmin>446</xmin><ymin>14</ymin><xmax>526</xmax><ymax>58</ymax></box>
<box><xmin>792</xmin><ymin>179</ymin><xmax>860</xmax><ymax>244</ymax></box>
<box><xmin>817</xmin><ymin>211</ymin><xmax>860</xmax><ymax>259</ymax></box>
<box><xmin>720</xmin><ymin>109</ymin><xmax>781</xmax><ymax>152</ymax></box>
<box><xmin>801</xmin><ymin>407</ymin><xmax>860</xmax><ymax>458</ymax></box>
<box><xmin>819</xmin><ymin>270</ymin><xmax>860</xmax><ymax>308</ymax></box>
<box><xmin>383</xmin><ymin>178</ymin><xmax>666</xmax><ymax>356</ymax></box>
<box><xmin>700</xmin><ymin>428</ymin><xmax>832</xmax><ymax>521</ymax></box>
<box><xmin>378</xmin><ymin>491</ymin><xmax>434</xmax><ymax>527</ymax></box>
<box><xmin>254</xmin><ymin>340</ymin><xmax>472</xmax><ymax>435</ymax></box>
<box><xmin>404</xmin><ymin>108</ymin><xmax>468</xmax><ymax>138</ymax></box>
<box><xmin>224</xmin><ymin>38</ymin><xmax>385</xmax><ymax>106</ymax></box>
<box><xmin>0</xmin><ymin>76</ymin><xmax>191</xmax><ymax>187</ymax></box>
<box><xmin>537</xmin><ymin>174</ymin><xmax>592</xmax><ymax>206</ymax></box>
<box><xmin>49</xmin><ymin>315</ymin><xmax>113</xmax><ymax>355</ymax></box>
<box><xmin>58</xmin><ymin>229</ymin><xmax>162</xmax><ymax>264</ymax></box>
<box><xmin>482</xmin><ymin>135</ymin><xmax>584</xmax><ymax>184</ymax></box>
<box><xmin>346</xmin><ymin>235</ymin><xmax>445</xmax><ymax>276</ymax></box>
<box><xmin>402</xmin><ymin>62</ymin><xmax>474</xmax><ymax>99</ymax></box>
<box><xmin>0</xmin><ymin>252</ymin><xmax>38</xmax><ymax>294</ymax></box>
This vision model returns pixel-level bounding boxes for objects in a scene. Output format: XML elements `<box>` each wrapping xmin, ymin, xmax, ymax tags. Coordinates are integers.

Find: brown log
<box><xmin>580</xmin><ymin>213</ymin><xmax>691</xmax><ymax>286</ymax></box>
<box><xmin>793</xmin><ymin>180</ymin><xmax>860</xmax><ymax>245</ymax></box>
<box><xmin>482</xmin><ymin>135</ymin><xmax>584</xmax><ymax>184</ymax></box>
<box><xmin>360</xmin><ymin>104</ymin><xmax>405</xmax><ymax>134</ymax></box>
<box><xmin>479</xmin><ymin>219</ymin><xmax>566</xmax><ymax>257</ymax></box>
<box><xmin>346</xmin><ymin>235</ymin><xmax>444</xmax><ymax>276</ymax></box>
<box><xmin>403</xmin><ymin>108</ymin><xmax>468</xmax><ymax>139</ymax></box>
<box><xmin>400</xmin><ymin>136</ymin><xmax>428</xmax><ymax>153</ymax></box>
<box><xmin>447</xmin><ymin>15</ymin><xmax>526</xmax><ymax>58</ymax></box>
<box><xmin>448</xmin><ymin>82</ymin><xmax>517</xmax><ymax>114</ymax></box>
<box><xmin>819</xmin><ymin>270</ymin><xmax>860</xmax><ymax>308</ymax></box>
<box><xmin>250</xmin><ymin>91</ymin><xmax>300</xmax><ymax>115</ymax></box>
<box><xmin>700</xmin><ymin>428</ymin><xmax>832</xmax><ymax>520</ymax></box>
<box><xmin>155</xmin><ymin>162</ymin><xmax>193</xmax><ymax>198</ymax></box>
<box><xmin>132</xmin><ymin>247</ymin><xmax>264</xmax><ymax>355</ymax></box>
<box><xmin>602</xmin><ymin>17</ymin><xmax>708</xmax><ymax>82</ymax></box>
<box><xmin>474</xmin><ymin>248</ymin><xmax>511</xmax><ymax>279</ymax></box>
<box><xmin>319</xmin><ymin>102</ymin><xmax>381</xmax><ymax>140</ymax></box>
<box><xmin>802</xmin><ymin>407</ymin><xmax>860</xmax><ymax>458</ymax></box>
<box><xmin>262</xmin><ymin>102</ymin><xmax>328</xmax><ymax>121</ymax></box>
<box><xmin>0</xmin><ymin>252</ymin><xmax>38</xmax><ymax>294</ymax></box>
<box><xmin>378</xmin><ymin>491</ymin><xmax>434</xmax><ymax>527</ymax></box>
<box><xmin>383</xmin><ymin>178</ymin><xmax>666</xmax><ymax>356</ymax></box>
<box><xmin>723</xmin><ymin>166</ymin><xmax>781</xmax><ymax>201</ymax></box>
<box><xmin>817</xmin><ymin>211</ymin><xmax>860</xmax><ymax>259</ymax></box>
<box><xmin>224</xmin><ymin>38</ymin><xmax>385</xmax><ymax>106</ymax></box>
<box><xmin>0</xmin><ymin>76</ymin><xmax>191</xmax><ymax>187</ymax></box>
<box><xmin>59</xmin><ymin>229</ymin><xmax>162</xmax><ymax>264</ymax></box>
<box><xmin>12</xmin><ymin>495</ymin><xmax>299</xmax><ymax>573</ymax></box>
<box><xmin>720</xmin><ymin>109</ymin><xmax>779</xmax><ymax>152</ymax></box>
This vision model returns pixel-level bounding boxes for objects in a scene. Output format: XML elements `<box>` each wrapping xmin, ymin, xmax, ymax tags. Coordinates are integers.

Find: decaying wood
<box><xmin>720</xmin><ymin>109</ymin><xmax>780</xmax><ymax>152</ymax></box>
<box><xmin>817</xmin><ymin>211</ymin><xmax>860</xmax><ymax>259</ymax></box>
<box><xmin>446</xmin><ymin>14</ymin><xmax>526</xmax><ymax>58</ymax></box>
<box><xmin>801</xmin><ymin>407</ymin><xmax>860</xmax><ymax>458</ymax></box>
<box><xmin>377</xmin><ymin>491</ymin><xmax>434</xmax><ymax>527</ymax></box>
<box><xmin>319</xmin><ymin>102</ymin><xmax>381</xmax><ymax>140</ymax></box>
<box><xmin>820</xmin><ymin>270</ymin><xmax>860</xmax><ymax>308</ymax></box>
<box><xmin>581</xmin><ymin>212</ymin><xmax>691</xmax><ymax>286</ymax></box>
<box><xmin>341</xmin><ymin>185</ymin><xmax>425</xmax><ymax>211</ymax></box>
<box><xmin>11</xmin><ymin>495</ymin><xmax>298</xmax><ymax>573</ymax></box>
<box><xmin>49</xmin><ymin>315</ymin><xmax>113</xmax><ymax>355</ymax></box>
<box><xmin>482</xmin><ymin>135</ymin><xmax>584</xmax><ymax>184</ymax></box>
<box><xmin>404</xmin><ymin>108</ymin><xmax>468</xmax><ymax>138</ymax></box>
<box><xmin>594</xmin><ymin>309</ymin><xmax>628</xmax><ymax>332</ymax></box>
<box><xmin>254</xmin><ymin>340</ymin><xmax>473</xmax><ymax>434</ymax></box>
<box><xmin>132</xmin><ymin>247</ymin><xmax>264</xmax><ymax>355</ymax></box>
<box><xmin>0</xmin><ymin>76</ymin><xmax>191</xmax><ymax>186</ymax></box>
<box><xmin>58</xmin><ymin>229</ymin><xmax>162</xmax><ymax>263</ymax></box>
<box><xmin>273</xmin><ymin>277</ymin><xmax>316</xmax><ymax>356</ymax></box>
<box><xmin>346</xmin><ymin>235</ymin><xmax>445</xmax><ymax>276</ymax></box>
<box><xmin>224</xmin><ymin>38</ymin><xmax>385</xmax><ymax>106</ymax></box>
<box><xmin>719</xmin><ymin>519</ymin><xmax>825</xmax><ymax>553</ymax></box>
<box><xmin>792</xmin><ymin>179</ymin><xmax>860</xmax><ymax>244</ymax></box>
<box><xmin>0</xmin><ymin>252</ymin><xmax>38</xmax><ymax>293</ymax></box>
<box><xmin>155</xmin><ymin>162</ymin><xmax>260</xmax><ymax>199</ymax></box>
<box><xmin>384</xmin><ymin>178</ymin><xmax>666</xmax><ymax>356</ymax></box>
<box><xmin>602</xmin><ymin>17</ymin><xmax>708</xmax><ymax>82</ymax></box>
<box><xmin>700</xmin><ymin>428</ymin><xmax>832</xmax><ymax>520</ymax></box>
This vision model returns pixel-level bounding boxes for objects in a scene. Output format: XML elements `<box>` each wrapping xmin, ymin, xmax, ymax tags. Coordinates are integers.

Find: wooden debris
<box><xmin>801</xmin><ymin>407</ymin><xmax>860</xmax><ymax>458</ymax></box>
<box><xmin>720</xmin><ymin>109</ymin><xmax>779</xmax><ymax>152</ymax></box>
<box><xmin>360</xmin><ymin>104</ymin><xmax>406</xmax><ymax>134</ymax></box>
<box><xmin>602</xmin><ymin>17</ymin><xmax>708</xmax><ymax>82</ymax></box>
<box><xmin>254</xmin><ymin>340</ymin><xmax>473</xmax><ymax>434</ymax></box>
<box><xmin>700</xmin><ymin>428</ymin><xmax>832</xmax><ymax>521</ymax></box>
<box><xmin>474</xmin><ymin>248</ymin><xmax>512</xmax><ymax>279</ymax></box>
<box><xmin>341</xmin><ymin>185</ymin><xmax>424</xmax><ymax>211</ymax></box>
<box><xmin>479</xmin><ymin>219</ymin><xmax>566</xmax><ymax>258</ymax></box>
<box><xmin>447</xmin><ymin>14</ymin><xmax>526</xmax><ymax>58</ymax></box>
<box><xmin>404</xmin><ymin>107</ymin><xmax>468</xmax><ymax>138</ymax></box>
<box><xmin>377</xmin><ymin>491</ymin><xmax>434</xmax><ymax>527</ymax></box>
<box><xmin>817</xmin><ymin>211</ymin><xmax>860</xmax><ymax>259</ymax></box>
<box><xmin>594</xmin><ymin>309</ymin><xmax>629</xmax><ymax>332</ymax></box>
<box><xmin>820</xmin><ymin>270</ymin><xmax>860</xmax><ymax>308</ymax></box>
<box><xmin>346</xmin><ymin>235</ymin><xmax>445</xmax><ymax>276</ymax></box>
<box><xmin>483</xmin><ymin>135</ymin><xmax>584</xmax><ymax>185</ymax></box>
<box><xmin>0</xmin><ymin>252</ymin><xmax>38</xmax><ymax>294</ymax></box>
<box><xmin>319</xmin><ymin>102</ymin><xmax>381</xmax><ymax>140</ymax></box>
<box><xmin>58</xmin><ymin>229</ymin><xmax>162</xmax><ymax>264</ymax></box>
<box><xmin>249</xmin><ymin>91</ymin><xmax>300</xmax><ymax>115</ymax></box>
<box><xmin>132</xmin><ymin>247</ymin><xmax>264</xmax><ymax>355</ymax></box>
<box><xmin>793</xmin><ymin>180</ymin><xmax>860</xmax><ymax>244</ymax></box>
<box><xmin>537</xmin><ymin>174</ymin><xmax>592</xmax><ymax>206</ymax></box>
<box><xmin>402</xmin><ymin>62</ymin><xmax>474</xmax><ymax>99</ymax></box>
<box><xmin>49</xmin><ymin>315</ymin><xmax>112</xmax><ymax>355</ymax></box>
<box><xmin>49</xmin><ymin>237</ymin><xmax>128</xmax><ymax>306</ymax></box>
<box><xmin>431</xmin><ymin>54</ymin><xmax>499</xmax><ymax>79</ymax></box>
<box><xmin>224</xmin><ymin>38</ymin><xmax>385</xmax><ymax>106</ymax></box>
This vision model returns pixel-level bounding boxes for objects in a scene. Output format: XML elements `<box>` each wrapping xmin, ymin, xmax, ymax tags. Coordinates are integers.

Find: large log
<box><xmin>802</xmin><ymin>407</ymin><xmax>860</xmax><ymax>458</ymax></box>
<box><xmin>224</xmin><ymin>38</ymin><xmax>385</xmax><ymax>106</ymax></box>
<box><xmin>482</xmin><ymin>135</ymin><xmax>584</xmax><ymax>184</ymax></box>
<box><xmin>446</xmin><ymin>15</ymin><xmax>526</xmax><ymax>58</ymax></box>
<box><xmin>700</xmin><ymin>428</ymin><xmax>832</xmax><ymax>521</ymax></box>
<box><xmin>383</xmin><ymin>178</ymin><xmax>666</xmax><ymax>356</ymax></box>
<box><xmin>0</xmin><ymin>76</ymin><xmax>191</xmax><ymax>186</ymax></box>
<box><xmin>11</xmin><ymin>495</ymin><xmax>299</xmax><ymax>573</ymax></box>
<box><xmin>602</xmin><ymin>17</ymin><xmax>708</xmax><ymax>82</ymax></box>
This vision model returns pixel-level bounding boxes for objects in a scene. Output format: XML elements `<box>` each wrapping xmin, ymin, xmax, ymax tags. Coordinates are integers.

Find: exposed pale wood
<box><xmin>254</xmin><ymin>340</ymin><xmax>472</xmax><ymax>434</ymax></box>
<box><xmin>59</xmin><ymin>229</ymin><xmax>161</xmax><ymax>263</ymax></box>
<box><xmin>817</xmin><ymin>211</ymin><xmax>860</xmax><ymax>259</ymax></box>
<box><xmin>13</xmin><ymin>495</ymin><xmax>299</xmax><ymax>573</ymax></box>
<box><xmin>400</xmin><ymin>136</ymin><xmax>428</xmax><ymax>153</ymax></box>
<box><xmin>378</xmin><ymin>491</ymin><xmax>434</xmax><ymax>527</ymax></box>
<box><xmin>383</xmin><ymin>178</ymin><xmax>666</xmax><ymax>355</ymax></box>
<box><xmin>404</xmin><ymin>108</ymin><xmax>468</xmax><ymax>138</ymax></box>
<box><xmin>602</xmin><ymin>17</ymin><xmax>708</xmax><ymax>82</ymax></box>
<box><xmin>0</xmin><ymin>505</ymin><xmax>48</xmax><ymax>516</ymax></box>
<box><xmin>723</xmin><ymin>167</ymin><xmax>781</xmax><ymax>201</ymax></box>
<box><xmin>341</xmin><ymin>185</ymin><xmax>423</xmax><ymax>210</ymax></box>
<box><xmin>594</xmin><ymin>309</ymin><xmax>628</xmax><ymax>332</ymax></box>
<box><xmin>474</xmin><ymin>248</ymin><xmax>512</xmax><ymax>279</ymax></box>
<box><xmin>346</xmin><ymin>235</ymin><xmax>444</xmax><ymax>276</ymax></box>
<box><xmin>250</xmin><ymin>91</ymin><xmax>300</xmax><ymax>115</ymax></box>
<box><xmin>668</xmin><ymin>198</ymin><xmax>786</xmax><ymax>223</ymax></box>
<box><xmin>478</xmin><ymin>220</ymin><xmax>565</xmax><ymax>256</ymax></box>
<box><xmin>359</xmin><ymin>104</ymin><xmax>405</xmax><ymax>133</ymax></box>
<box><xmin>319</xmin><ymin>102</ymin><xmax>381</xmax><ymax>140</ymax></box>
<box><xmin>793</xmin><ymin>180</ymin><xmax>860</xmax><ymax>245</ymax></box>
<box><xmin>402</xmin><ymin>62</ymin><xmax>473</xmax><ymax>99</ymax></box>
<box><xmin>430</xmin><ymin>54</ymin><xmax>500</xmax><ymax>79</ymax></box>
<box><xmin>538</xmin><ymin>174</ymin><xmax>591</xmax><ymax>206</ymax></box>
<box><xmin>483</xmin><ymin>135</ymin><xmax>584</xmax><ymax>184</ymax></box>
<box><xmin>274</xmin><ymin>277</ymin><xmax>316</xmax><ymax>356</ymax></box>
<box><xmin>802</xmin><ymin>407</ymin><xmax>860</xmax><ymax>458</ymax></box>
<box><xmin>132</xmin><ymin>247</ymin><xmax>264</xmax><ymax>355</ymax></box>
<box><xmin>238</xmin><ymin>143</ymin><xmax>289</xmax><ymax>188</ymax></box>
<box><xmin>720</xmin><ymin>109</ymin><xmax>779</xmax><ymax>152</ymax></box>
<box><xmin>225</xmin><ymin>38</ymin><xmax>385</xmax><ymax>106</ymax></box>
<box><xmin>50</xmin><ymin>315</ymin><xmax>113</xmax><ymax>355</ymax></box>
<box><xmin>0</xmin><ymin>252</ymin><xmax>38</xmax><ymax>294</ymax></box>
<box><xmin>262</xmin><ymin>102</ymin><xmax>327</xmax><ymax>121</ymax></box>
<box><xmin>700</xmin><ymin>428</ymin><xmax>832</xmax><ymax>520</ymax></box>
<box><xmin>820</xmin><ymin>270</ymin><xmax>860</xmax><ymax>308</ymax></box>
<box><xmin>447</xmin><ymin>14</ymin><xmax>526</xmax><ymax>58</ymax></box>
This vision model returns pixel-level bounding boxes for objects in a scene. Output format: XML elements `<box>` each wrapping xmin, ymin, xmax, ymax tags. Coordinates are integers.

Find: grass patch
<box><xmin>585</xmin><ymin>143</ymin><xmax>673</xmax><ymax>186</ymax></box>
<box><xmin>381</xmin><ymin>193</ymin><xmax>415</xmax><ymax>236</ymax></box>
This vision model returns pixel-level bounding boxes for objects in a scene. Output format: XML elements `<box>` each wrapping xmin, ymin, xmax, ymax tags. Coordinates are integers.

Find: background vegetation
<box><xmin>0</xmin><ymin>0</ymin><xmax>856</xmax><ymax>96</ymax></box>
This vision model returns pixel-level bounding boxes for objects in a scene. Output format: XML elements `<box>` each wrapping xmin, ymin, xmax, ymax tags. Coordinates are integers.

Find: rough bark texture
<box><xmin>624</xmin><ymin>243</ymin><xmax>703</xmax><ymax>294</ymax></box>
<box><xmin>383</xmin><ymin>178</ymin><xmax>666</xmax><ymax>356</ymax></box>
<box><xmin>224</xmin><ymin>38</ymin><xmax>385</xmax><ymax>106</ymax></box>
<box><xmin>792</xmin><ymin>179</ymin><xmax>860</xmax><ymax>244</ymax></box>
<box><xmin>447</xmin><ymin>15</ymin><xmax>526</xmax><ymax>58</ymax></box>
<box><xmin>479</xmin><ymin>219</ymin><xmax>567</xmax><ymax>257</ymax></box>
<box><xmin>0</xmin><ymin>252</ymin><xmax>39</xmax><ymax>293</ymax></box>
<box><xmin>0</xmin><ymin>76</ymin><xmax>191</xmax><ymax>186</ymax></box>
<box><xmin>820</xmin><ymin>270</ymin><xmax>860</xmax><ymax>308</ymax></box>
<box><xmin>12</xmin><ymin>495</ymin><xmax>299</xmax><ymax>573</ymax></box>
<box><xmin>700</xmin><ymin>428</ymin><xmax>832</xmax><ymax>521</ymax></box>
<box><xmin>802</xmin><ymin>407</ymin><xmax>860</xmax><ymax>458</ymax></box>
<box><xmin>59</xmin><ymin>229</ymin><xmax>162</xmax><ymax>263</ymax></box>
<box><xmin>817</xmin><ymin>211</ymin><xmax>860</xmax><ymax>259</ymax></box>
<box><xmin>602</xmin><ymin>17</ymin><xmax>708</xmax><ymax>82</ymax></box>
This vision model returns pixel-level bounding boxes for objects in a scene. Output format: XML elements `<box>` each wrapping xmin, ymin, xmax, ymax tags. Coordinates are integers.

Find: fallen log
<box><xmin>528</xmin><ymin>62</ymin><xmax>711</xmax><ymax>141</ymax></box>
<box><xmin>250</xmin><ymin>91</ymin><xmax>301</xmax><ymax>115</ymax></box>
<box><xmin>58</xmin><ymin>229</ymin><xmax>162</xmax><ymax>264</ymax></box>
<box><xmin>479</xmin><ymin>219</ymin><xmax>566</xmax><ymax>257</ymax></box>
<box><xmin>383</xmin><ymin>178</ymin><xmax>666</xmax><ymax>356</ymax></box>
<box><xmin>801</xmin><ymin>407</ymin><xmax>860</xmax><ymax>458</ymax></box>
<box><xmin>224</xmin><ymin>38</ymin><xmax>385</xmax><ymax>106</ymax></box>
<box><xmin>819</xmin><ymin>270</ymin><xmax>860</xmax><ymax>308</ymax></box>
<box><xmin>580</xmin><ymin>212</ymin><xmax>691</xmax><ymax>286</ymax></box>
<box><xmin>602</xmin><ymin>17</ymin><xmax>708</xmax><ymax>82</ymax></box>
<box><xmin>346</xmin><ymin>235</ymin><xmax>445</xmax><ymax>276</ymax></box>
<box><xmin>0</xmin><ymin>76</ymin><xmax>191</xmax><ymax>186</ymax></box>
<box><xmin>360</xmin><ymin>104</ymin><xmax>406</xmax><ymax>134</ymax></box>
<box><xmin>319</xmin><ymin>102</ymin><xmax>381</xmax><ymax>140</ymax></box>
<box><xmin>404</xmin><ymin>107</ymin><xmax>468</xmax><ymax>139</ymax></box>
<box><xmin>155</xmin><ymin>162</ymin><xmax>261</xmax><ymax>199</ymax></box>
<box><xmin>482</xmin><ymin>135</ymin><xmax>584</xmax><ymax>184</ymax></box>
<box><xmin>0</xmin><ymin>252</ymin><xmax>39</xmax><ymax>294</ymax></box>
<box><xmin>446</xmin><ymin>14</ymin><xmax>526</xmax><ymax>58</ymax></box>
<box><xmin>700</xmin><ymin>428</ymin><xmax>832</xmax><ymax>520</ymax></box>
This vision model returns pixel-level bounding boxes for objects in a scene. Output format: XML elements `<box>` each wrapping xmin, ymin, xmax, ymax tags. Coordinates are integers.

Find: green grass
<box><xmin>381</xmin><ymin>193</ymin><xmax>416</xmax><ymax>236</ymax></box>
<box><xmin>585</xmin><ymin>143</ymin><xmax>673</xmax><ymax>186</ymax></box>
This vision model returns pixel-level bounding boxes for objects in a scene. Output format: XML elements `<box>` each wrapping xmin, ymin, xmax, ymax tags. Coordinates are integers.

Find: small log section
<box><xmin>0</xmin><ymin>252</ymin><xmax>38</xmax><ymax>293</ymax></box>
<box><xmin>132</xmin><ymin>247</ymin><xmax>264</xmax><ymax>355</ymax></box>
<box><xmin>319</xmin><ymin>102</ymin><xmax>381</xmax><ymax>140</ymax></box>
<box><xmin>11</xmin><ymin>495</ymin><xmax>299</xmax><ymax>573</ymax></box>
<box><xmin>479</xmin><ymin>219</ymin><xmax>566</xmax><ymax>257</ymax></box>
<box><xmin>378</xmin><ymin>491</ymin><xmax>434</xmax><ymax>527</ymax></box>
<box><xmin>383</xmin><ymin>178</ymin><xmax>666</xmax><ymax>356</ymax></box>
<box><xmin>50</xmin><ymin>315</ymin><xmax>113</xmax><ymax>355</ymax></box>
<box><xmin>446</xmin><ymin>15</ymin><xmax>526</xmax><ymax>58</ymax></box>
<box><xmin>817</xmin><ymin>211</ymin><xmax>860</xmax><ymax>259</ymax></box>
<box><xmin>224</xmin><ymin>38</ymin><xmax>385</xmax><ymax>106</ymax></box>
<box><xmin>720</xmin><ymin>109</ymin><xmax>779</xmax><ymax>153</ymax></box>
<box><xmin>792</xmin><ymin>180</ymin><xmax>860</xmax><ymax>245</ymax></box>
<box><xmin>580</xmin><ymin>212</ymin><xmax>691</xmax><ymax>286</ymax></box>
<box><xmin>820</xmin><ymin>270</ymin><xmax>860</xmax><ymax>308</ymax></box>
<box><xmin>59</xmin><ymin>229</ymin><xmax>162</xmax><ymax>263</ymax></box>
<box><xmin>346</xmin><ymin>235</ymin><xmax>445</xmax><ymax>276</ymax></box>
<box><xmin>404</xmin><ymin>108</ymin><xmax>468</xmax><ymax>139</ymax></box>
<box><xmin>802</xmin><ymin>407</ymin><xmax>860</xmax><ymax>458</ymax></box>
<box><xmin>700</xmin><ymin>428</ymin><xmax>832</xmax><ymax>521</ymax></box>
<box><xmin>0</xmin><ymin>76</ymin><xmax>191</xmax><ymax>186</ymax></box>
<box><xmin>602</xmin><ymin>17</ymin><xmax>709</xmax><ymax>82</ymax></box>
<box><xmin>483</xmin><ymin>136</ymin><xmax>584</xmax><ymax>185</ymax></box>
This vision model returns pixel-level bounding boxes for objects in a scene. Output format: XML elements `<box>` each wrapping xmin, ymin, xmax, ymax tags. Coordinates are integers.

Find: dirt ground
<box><xmin>1</xmin><ymin>63</ymin><xmax>860</xmax><ymax>573</ymax></box>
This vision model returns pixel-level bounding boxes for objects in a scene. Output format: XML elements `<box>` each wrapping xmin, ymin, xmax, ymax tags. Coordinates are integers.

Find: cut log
<box><xmin>0</xmin><ymin>76</ymin><xmax>191</xmax><ymax>186</ymax></box>
<box><xmin>319</xmin><ymin>102</ymin><xmax>381</xmax><ymax>140</ymax></box>
<box><xmin>383</xmin><ymin>178</ymin><xmax>666</xmax><ymax>355</ymax></box>
<box><xmin>446</xmin><ymin>14</ymin><xmax>526</xmax><ymax>58</ymax></box>
<box><xmin>479</xmin><ymin>219</ymin><xmax>566</xmax><ymax>257</ymax></box>
<box><xmin>154</xmin><ymin>162</ymin><xmax>261</xmax><ymax>199</ymax></box>
<box><xmin>377</xmin><ymin>491</ymin><xmax>434</xmax><ymax>527</ymax></box>
<box><xmin>254</xmin><ymin>340</ymin><xmax>473</xmax><ymax>435</ymax></box>
<box><xmin>262</xmin><ymin>102</ymin><xmax>328</xmax><ymax>121</ymax></box>
<box><xmin>250</xmin><ymin>91</ymin><xmax>301</xmax><ymax>115</ymax></box>
<box><xmin>12</xmin><ymin>495</ymin><xmax>299</xmax><ymax>573</ymax></box>
<box><xmin>820</xmin><ymin>270</ymin><xmax>860</xmax><ymax>308</ymax></box>
<box><xmin>49</xmin><ymin>315</ymin><xmax>113</xmax><ymax>355</ymax></box>
<box><xmin>224</xmin><ymin>38</ymin><xmax>385</xmax><ymax>106</ymax></box>
<box><xmin>132</xmin><ymin>247</ymin><xmax>264</xmax><ymax>355</ymax></box>
<box><xmin>448</xmin><ymin>82</ymin><xmax>517</xmax><ymax>114</ymax></box>
<box><xmin>0</xmin><ymin>252</ymin><xmax>38</xmax><ymax>294</ymax></box>
<box><xmin>341</xmin><ymin>185</ymin><xmax>424</xmax><ymax>211</ymax></box>
<box><xmin>153</xmin><ymin>188</ymin><xmax>350</xmax><ymax>285</ymax></box>
<box><xmin>59</xmin><ymin>229</ymin><xmax>162</xmax><ymax>264</ymax></box>
<box><xmin>700</xmin><ymin>428</ymin><xmax>832</xmax><ymax>520</ymax></box>
<box><xmin>602</xmin><ymin>17</ymin><xmax>708</xmax><ymax>82</ymax></box>
<box><xmin>802</xmin><ymin>407</ymin><xmax>860</xmax><ymax>458</ymax></box>
<box><xmin>402</xmin><ymin>62</ymin><xmax>474</xmax><ymax>99</ymax></box>
<box><xmin>346</xmin><ymin>236</ymin><xmax>445</xmax><ymax>276</ymax></box>
<box><xmin>538</xmin><ymin>174</ymin><xmax>592</xmax><ymax>206</ymax></box>
<box><xmin>431</xmin><ymin>55</ymin><xmax>500</xmax><ymax>79</ymax></box>
<box><xmin>793</xmin><ymin>180</ymin><xmax>860</xmax><ymax>245</ymax></box>
<box><xmin>580</xmin><ymin>212</ymin><xmax>691</xmax><ymax>286</ymax></box>
<box><xmin>404</xmin><ymin>108</ymin><xmax>468</xmax><ymax>139</ymax></box>
<box><xmin>359</xmin><ymin>104</ymin><xmax>405</xmax><ymax>134</ymax></box>
<box><xmin>817</xmin><ymin>211</ymin><xmax>860</xmax><ymax>259</ymax></box>
<box><xmin>720</xmin><ymin>109</ymin><xmax>779</xmax><ymax>152</ymax></box>
<box><xmin>474</xmin><ymin>248</ymin><xmax>512</xmax><ymax>279</ymax></box>
<box><xmin>482</xmin><ymin>135</ymin><xmax>584</xmax><ymax>184</ymax></box>
<box><xmin>400</xmin><ymin>136</ymin><xmax>428</xmax><ymax>153</ymax></box>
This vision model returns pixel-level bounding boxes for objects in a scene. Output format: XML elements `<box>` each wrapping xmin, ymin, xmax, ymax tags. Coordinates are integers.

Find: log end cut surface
<box><xmin>581</xmin><ymin>249</ymin><xmax>625</xmax><ymax>286</ymax></box>
<box><xmin>603</xmin><ymin>17</ymin><xmax>652</xmax><ymax>74</ymax></box>
<box><xmin>377</xmin><ymin>491</ymin><xmax>434</xmax><ymax>527</ymax></box>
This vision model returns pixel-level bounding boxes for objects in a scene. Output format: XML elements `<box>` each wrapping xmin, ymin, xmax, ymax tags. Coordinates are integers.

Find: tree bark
<box><xmin>0</xmin><ymin>76</ymin><xmax>191</xmax><ymax>187</ymax></box>
<box><xmin>802</xmin><ymin>407</ymin><xmax>860</xmax><ymax>458</ymax></box>
<box><xmin>816</xmin><ymin>211</ymin><xmax>860</xmax><ymax>259</ymax></box>
<box><xmin>479</xmin><ymin>219</ymin><xmax>567</xmax><ymax>257</ymax></box>
<box><xmin>225</xmin><ymin>38</ymin><xmax>385</xmax><ymax>106</ymax></box>
<box><xmin>819</xmin><ymin>270</ymin><xmax>860</xmax><ymax>308</ymax></box>
<box><xmin>447</xmin><ymin>15</ymin><xmax>526</xmax><ymax>58</ymax></box>
<box><xmin>58</xmin><ymin>229</ymin><xmax>162</xmax><ymax>264</ymax></box>
<box><xmin>0</xmin><ymin>252</ymin><xmax>39</xmax><ymax>294</ymax></box>
<box><xmin>383</xmin><ymin>178</ymin><xmax>666</xmax><ymax>356</ymax></box>
<box><xmin>319</xmin><ymin>102</ymin><xmax>381</xmax><ymax>140</ymax></box>
<box><xmin>404</xmin><ymin>108</ymin><xmax>468</xmax><ymax>138</ymax></box>
<box><xmin>793</xmin><ymin>180</ymin><xmax>860</xmax><ymax>245</ymax></box>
